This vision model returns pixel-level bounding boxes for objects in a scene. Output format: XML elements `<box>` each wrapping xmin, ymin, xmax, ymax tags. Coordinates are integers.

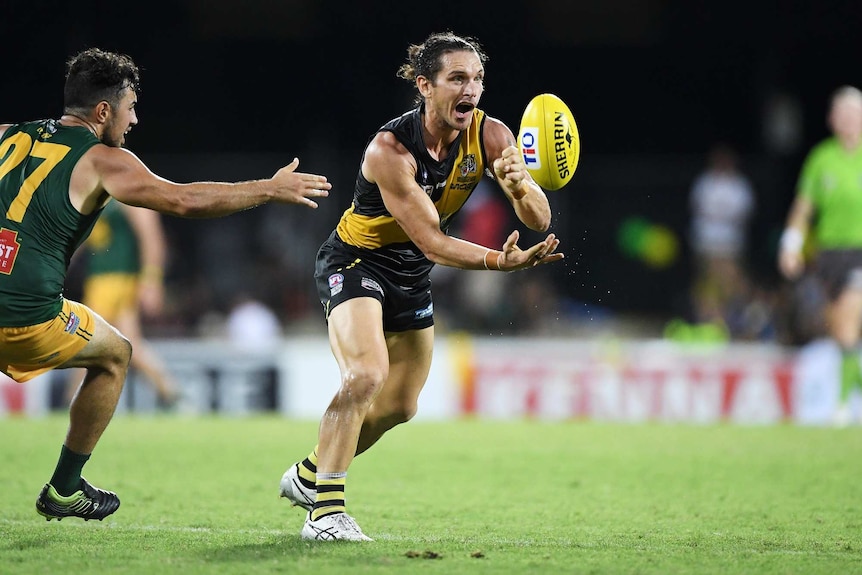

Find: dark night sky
<box><xmin>3</xmin><ymin>0</ymin><xmax>862</xmax><ymax>322</ymax></box>
<box><xmin>5</xmin><ymin>1</ymin><xmax>860</xmax><ymax>155</ymax></box>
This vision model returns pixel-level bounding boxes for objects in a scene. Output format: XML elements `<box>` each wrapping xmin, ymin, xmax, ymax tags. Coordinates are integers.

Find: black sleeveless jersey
<box><xmin>333</xmin><ymin>105</ymin><xmax>489</xmax><ymax>284</ymax></box>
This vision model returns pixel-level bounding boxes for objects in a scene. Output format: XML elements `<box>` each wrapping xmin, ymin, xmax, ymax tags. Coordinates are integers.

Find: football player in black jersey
<box><xmin>280</xmin><ymin>31</ymin><xmax>564</xmax><ymax>541</ymax></box>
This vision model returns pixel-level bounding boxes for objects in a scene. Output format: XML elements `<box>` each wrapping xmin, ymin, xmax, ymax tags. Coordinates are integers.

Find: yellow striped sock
<box><xmin>311</xmin><ymin>473</ymin><xmax>346</xmax><ymax>521</ymax></box>
<box><xmin>297</xmin><ymin>446</ymin><xmax>318</xmax><ymax>489</ymax></box>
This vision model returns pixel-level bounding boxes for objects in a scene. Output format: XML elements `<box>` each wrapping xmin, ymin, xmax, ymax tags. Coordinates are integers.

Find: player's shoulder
<box><xmin>83</xmin><ymin>142</ymin><xmax>140</xmax><ymax>167</ymax></box>
<box><xmin>480</xmin><ymin>111</ymin><xmax>508</xmax><ymax>134</ymax></box>
<box><xmin>362</xmin><ymin>130</ymin><xmax>415</xmax><ymax>182</ymax></box>
<box><xmin>479</xmin><ymin>112</ymin><xmax>515</xmax><ymax>157</ymax></box>
<box><xmin>366</xmin><ymin>130</ymin><xmax>410</xmax><ymax>159</ymax></box>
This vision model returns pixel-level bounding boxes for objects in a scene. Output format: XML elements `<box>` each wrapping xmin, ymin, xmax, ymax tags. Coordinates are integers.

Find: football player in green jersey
<box><xmin>0</xmin><ymin>47</ymin><xmax>330</xmax><ymax>521</ymax></box>
<box><xmin>779</xmin><ymin>85</ymin><xmax>862</xmax><ymax>426</ymax></box>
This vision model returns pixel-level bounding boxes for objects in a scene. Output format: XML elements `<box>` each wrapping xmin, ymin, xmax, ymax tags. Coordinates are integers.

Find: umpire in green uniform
<box><xmin>779</xmin><ymin>85</ymin><xmax>862</xmax><ymax>426</ymax></box>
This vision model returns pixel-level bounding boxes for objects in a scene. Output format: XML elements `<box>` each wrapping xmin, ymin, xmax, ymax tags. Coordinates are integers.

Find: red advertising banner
<box><xmin>459</xmin><ymin>340</ymin><xmax>797</xmax><ymax>424</ymax></box>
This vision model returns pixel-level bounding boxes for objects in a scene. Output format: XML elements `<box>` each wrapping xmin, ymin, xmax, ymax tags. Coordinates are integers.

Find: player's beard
<box><xmin>102</xmin><ymin>117</ymin><xmax>127</xmax><ymax>148</ymax></box>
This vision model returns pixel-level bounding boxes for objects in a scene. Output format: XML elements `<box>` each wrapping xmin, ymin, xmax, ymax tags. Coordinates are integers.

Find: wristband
<box><xmin>483</xmin><ymin>249</ymin><xmax>502</xmax><ymax>271</ymax></box>
<box><xmin>780</xmin><ymin>228</ymin><xmax>804</xmax><ymax>254</ymax></box>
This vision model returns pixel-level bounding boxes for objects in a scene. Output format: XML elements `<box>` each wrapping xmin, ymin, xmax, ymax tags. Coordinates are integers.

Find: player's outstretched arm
<box><xmin>82</xmin><ymin>147</ymin><xmax>330</xmax><ymax>218</ymax></box>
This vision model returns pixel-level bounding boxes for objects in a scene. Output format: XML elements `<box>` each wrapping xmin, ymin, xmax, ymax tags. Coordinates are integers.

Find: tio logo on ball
<box><xmin>520</xmin><ymin>128</ymin><xmax>541</xmax><ymax>169</ymax></box>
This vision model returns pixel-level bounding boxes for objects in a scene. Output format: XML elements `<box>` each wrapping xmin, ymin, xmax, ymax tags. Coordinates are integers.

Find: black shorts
<box><xmin>314</xmin><ymin>234</ymin><xmax>434</xmax><ymax>332</ymax></box>
<box><xmin>813</xmin><ymin>249</ymin><xmax>862</xmax><ymax>301</ymax></box>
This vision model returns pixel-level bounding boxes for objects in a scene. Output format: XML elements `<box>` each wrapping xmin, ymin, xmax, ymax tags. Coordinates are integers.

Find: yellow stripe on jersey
<box><xmin>337</xmin><ymin>109</ymin><xmax>486</xmax><ymax>251</ymax></box>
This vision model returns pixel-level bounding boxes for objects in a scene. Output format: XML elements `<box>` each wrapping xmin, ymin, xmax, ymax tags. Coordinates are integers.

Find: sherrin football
<box><xmin>517</xmin><ymin>93</ymin><xmax>580</xmax><ymax>191</ymax></box>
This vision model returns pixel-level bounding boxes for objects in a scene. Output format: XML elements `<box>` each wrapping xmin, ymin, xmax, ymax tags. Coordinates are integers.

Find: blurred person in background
<box><xmin>278</xmin><ymin>31</ymin><xmax>564</xmax><ymax>542</ymax></box>
<box><xmin>0</xmin><ymin>47</ymin><xmax>330</xmax><ymax>523</ymax></box>
<box><xmin>688</xmin><ymin>143</ymin><xmax>756</xmax><ymax>334</ymax></box>
<box><xmin>226</xmin><ymin>291</ymin><xmax>282</xmax><ymax>350</ymax></box>
<box><xmin>65</xmin><ymin>202</ymin><xmax>179</xmax><ymax>408</ymax></box>
<box><xmin>778</xmin><ymin>85</ymin><xmax>862</xmax><ymax>426</ymax></box>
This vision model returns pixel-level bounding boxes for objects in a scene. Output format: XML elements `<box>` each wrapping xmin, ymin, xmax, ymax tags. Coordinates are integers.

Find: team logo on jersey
<box><xmin>0</xmin><ymin>228</ymin><xmax>21</xmax><ymax>275</ymax></box>
<box><xmin>328</xmin><ymin>273</ymin><xmax>344</xmax><ymax>296</ymax></box>
<box><xmin>458</xmin><ymin>154</ymin><xmax>477</xmax><ymax>178</ymax></box>
<box><xmin>64</xmin><ymin>312</ymin><xmax>81</xmax><ymax>335</ymax></box>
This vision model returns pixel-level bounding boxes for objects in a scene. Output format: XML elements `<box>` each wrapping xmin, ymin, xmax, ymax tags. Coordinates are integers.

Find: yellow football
<box><xmin>517</xmin><ymin>93</ymin><xmax>580</xmax><ymax>191</ymax></box>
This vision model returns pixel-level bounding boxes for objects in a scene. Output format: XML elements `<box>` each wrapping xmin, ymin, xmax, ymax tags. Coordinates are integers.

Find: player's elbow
<box><xmin>166</xmin><ymin>189</ymin><xmax>215</xmax><ymax>218</ymax></box>
<box><xmin>414</xmin><ymin>237</ymin><xmax>448</xmax><ymax>266</ymax></box>
<box><xmin>160</xmin><ymin>197</ymin><xmax>199</xmax><ymax>218</ymax></box>
<box><xmin>133</xmin><ymin>183</ymin><xmax>204</xmax><ymax>218</ymax></box>
<box><xmin>419</xmin><ymin>244</ymin><xmax>445</xmax><ymax>265</ymax></box>
<box><xmin>527</xmin><ymin>213</ymin><xmax>552</xmax><ymax>233</ymax></box>
<box><xmin>535</xmin><ymin>218</ymin><xmax>552</xmax><ymax>233</ymax></box>
<box><xmin>173</xmin><ymin>201</ymin><xmax>211</xmax><ymax>218</ymax></box>
<box><xmin>424</xmin><ymin>251</ymin><xmax>448</xmax><ymax>266</ymax></box>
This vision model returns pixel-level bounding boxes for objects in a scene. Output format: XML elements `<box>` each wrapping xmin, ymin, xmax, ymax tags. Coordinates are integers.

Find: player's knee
<box><xmin>102</xmin><ymin>332</ymin><xmax>132</xmax><ymax>374</ymax></box>
<box><xmin>341</xmin><ymin>365</ymin><xmax>388</xmax><ymax>405</ymax></box>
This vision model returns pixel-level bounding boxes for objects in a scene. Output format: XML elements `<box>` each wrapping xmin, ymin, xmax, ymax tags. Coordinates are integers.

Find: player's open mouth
<box><xmin>455</xmin><ymin>102</ymin><xmax>474</xmax><ymax>116</ymax></box>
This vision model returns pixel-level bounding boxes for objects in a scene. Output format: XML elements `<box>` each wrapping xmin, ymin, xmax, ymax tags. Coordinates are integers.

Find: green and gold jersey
<box><xmin>797</xmin><ymin>137</ymin><xmax>862</xmax><ymax>248</ymax></box>
<box><xmin>335</xmin><ymin>105</ymin><xmax>489</xmax><ymax>283</ymax></box>
<box><xmin>0</xmin><ymin>120</ymin><xmax>103</xmax><ymax>326</ymax></box>
<box><xmin>85</xmin><ymin>199</ymin><xmax>139</xmax><ymax>276</ymax></box>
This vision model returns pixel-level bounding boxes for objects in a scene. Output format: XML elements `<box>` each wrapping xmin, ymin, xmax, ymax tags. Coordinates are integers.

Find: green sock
<box><xmin>49</xmin><ymin>445</ymin><xmax>90</xmax><ymax>496</ymax></box>
<box><xmin>839</xmin><ymin>348</ymin><xmax>860</xmax><ymax>405</ymax></box>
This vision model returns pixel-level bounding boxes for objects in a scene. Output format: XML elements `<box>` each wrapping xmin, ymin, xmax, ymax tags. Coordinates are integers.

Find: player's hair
<box><xmin>397</xmin><ymin>31</ymin><xmax>488</xmax><ymax>104</ymax></box>
<box><xmin>63</xmin><ymin>48</ymin><xmax>140</xmax><ymax>115</ymax></box>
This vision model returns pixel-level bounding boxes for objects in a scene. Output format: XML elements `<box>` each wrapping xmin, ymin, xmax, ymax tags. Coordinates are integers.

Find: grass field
<box><xmin>1</xmin><ymin>415</ymin><xmax>861</xmax><ymax>574</ymax></box>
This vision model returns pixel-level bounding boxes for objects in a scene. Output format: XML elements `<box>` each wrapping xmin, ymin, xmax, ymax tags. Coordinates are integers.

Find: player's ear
<box><xmin>94</xmin><ymin>100</ymin><xmax>111</xmax><ymax>123</ymax></box>
<box><xmin>416</xmin><ymin>76</ymin><xmax>432</xmax><ymax>100</ymax></box>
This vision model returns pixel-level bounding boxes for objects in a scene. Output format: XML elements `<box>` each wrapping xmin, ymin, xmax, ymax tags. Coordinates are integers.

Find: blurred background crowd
<box><xmin>3</xmin><ymin>0</ymin><xmax>859</xmax><ymax>348</ymax></box>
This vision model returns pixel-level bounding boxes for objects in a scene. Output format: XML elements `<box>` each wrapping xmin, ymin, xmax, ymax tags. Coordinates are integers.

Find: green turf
<box><xmin>1</xmin><ymin>415</ymin><xmax>861</xmax><ymax>574</ymax></box>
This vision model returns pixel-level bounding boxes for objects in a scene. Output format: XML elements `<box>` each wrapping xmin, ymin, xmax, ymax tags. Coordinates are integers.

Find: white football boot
<box><xmin>301</xmin><ymin>512</ymin><xmax>373</xmax><ymax>542</ymax></box>
<box><xmin>279</xmin><ymin>463</ymin><xmax>316</xmax><ymax>511</ymax></box>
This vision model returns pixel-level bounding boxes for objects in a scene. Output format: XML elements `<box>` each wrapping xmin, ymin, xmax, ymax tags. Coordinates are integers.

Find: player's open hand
<box><xmin>497</xmin><ymin>230</ymin><xmax>564</xmax><ymax>271</ymax></box>
<box><xmin>272</xmin><ymin>158</ymin><xmax>331</xmax><ymax>208</ymax></box>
